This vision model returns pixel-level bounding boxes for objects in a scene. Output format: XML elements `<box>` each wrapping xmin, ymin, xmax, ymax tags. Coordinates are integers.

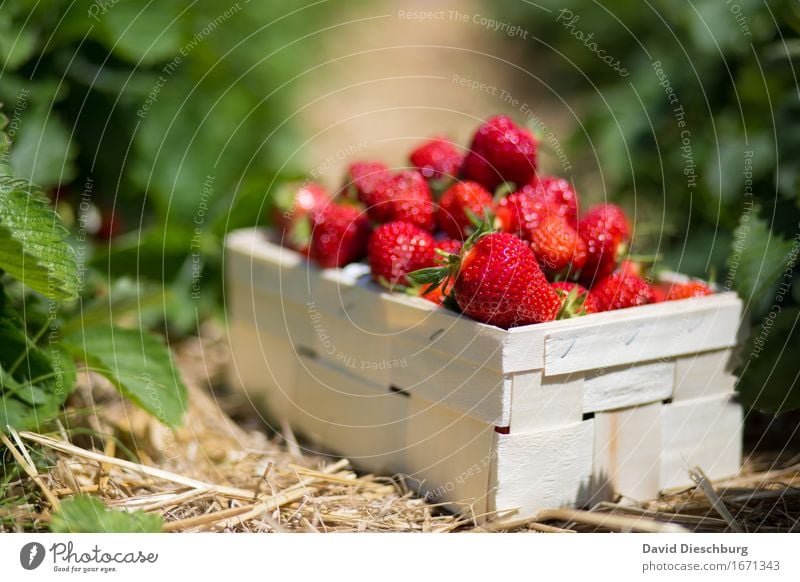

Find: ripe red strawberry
<box><xmin>651</xmin><ymin>284</ymin><xmax>668</xmax><ymax>303</ymax></box>
<box><xmin>368</xmin><ymin>221</ymin><xmax>435</xmax><ymax>288</ymax></box>
<box><xmin>410</xmin><ymin>231</ymin><xmax>559</xmax><ymax>328</ymax></box>
<box><xmin>410</xmin><ymin>137</ymin><xmax>464</xmax><ymax>180</ymax></box>
<box><xmin>366</xmin><ymin>170</ymin><xmax>434</xmax><ymax>230</ymax></box>
<box><xmin>345</xmin><ymin>161</ymin><xmax>391</xmax><ymax>206</ymax></box>
<box><xmin>95</xmin><ymin>207</ymin><xmax>124</xmax><ymax>240</ymax></box>
<box><xmin>463</xmin><ymin>115</ymin><xmax>538</xmax><ymax>190</ymax></box>
<box><xmin>618</xmin><ymin>259</ymin><xmax>643</xmax><ymax>278</ymax></box>
<box><xmin>417</xmin><ymin>277</ymin><xmax>454</xmax><ymax>305</ymax></box>
<box><xmin>528</xmin><ymin>214</ymin><xmax>588</xmax><ymax>276</ymax></box>
<box><xmin>272</xmin><ymin>182</ymin><xmax>330</xmax><ymax>253</ymax></box>
<box><xmin>590</xmin><ymin>272</ymin><xmax>655</xmax><ymax>311</ymax></box>
<box><xmin>578</xmin><ymin>203</ymin><xmax>632</xmax><ymax>285</ymax></box>
<box><xmin>309</xmin><ymin>204</ymin><xmax>371</xmax><ymax>268</ymax></box>
<box><xmin>437</xmin><ymin>181</ymin><xmax>493</xmax><ymax>239</ymax></box>
<box><xmin>662</xmin><ymin>280</ymin><xmax>714</xmax><ymax>301</ymax></box>
<box><xmin>452</xmin><ymin>233</ymin><xmax>559</xmax><ymax>327</ymax></box>
<box><xmin>434</xmin><ymin>238</ymin><xmax>462</xmax><ymax>257</ymax></box>
<box><xmin>529</xmin><ymin>176</ymin><xmax>579</xmax><ymax>227</ymax></box>
<box><xmin>494</xmin><ymin>189</ymin><xmax>553</xmax><ymax>240</ymax></box>
<box><xmin>551</xmin><ymin>281</ymin><xmax>600</xmax><ymax>315</ymax></box>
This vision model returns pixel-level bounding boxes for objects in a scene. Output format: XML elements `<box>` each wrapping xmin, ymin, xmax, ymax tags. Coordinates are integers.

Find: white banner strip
<box><xmin>1</xmin><ymin>533</ymin><xmax>798</xmax><ymax>581</ymax></box>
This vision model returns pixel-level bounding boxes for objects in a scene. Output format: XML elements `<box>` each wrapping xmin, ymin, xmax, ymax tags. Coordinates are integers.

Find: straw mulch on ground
<box><xmin>2</xmin><ymin>325</ymin><xmax>798</xmax><ymax>533</ymax></box>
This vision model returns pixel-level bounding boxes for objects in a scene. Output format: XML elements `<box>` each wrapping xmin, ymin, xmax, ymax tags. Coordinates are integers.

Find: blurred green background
<box><xmin>1</xmin><ymin>0</ymin><xmax>798</xmax><ymax>416</ymax></box>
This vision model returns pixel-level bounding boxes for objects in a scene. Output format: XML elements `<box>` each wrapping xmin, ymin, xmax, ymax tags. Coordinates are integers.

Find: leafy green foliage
<box><xmin>738</xmin><ymin>308</ymin><xmax>800</xmax><ymax>413</ymax></box>
<box><xmin>0</xmin><ymin>287</ymin><xmax>76</xmax><ymax>432</ymax></box>
<box><xmin>0</xmin><ymin>176</ymin><xmax>79</xmax><ymax>300</ymax></box>
<box><xmin>728</xmin><ymin>208</ymin><xmax>795</xmax><ymax>304</ymax></box>
<box><xmin>493</xmin><ymin>0</ymin><xmax>800</xmax><ymax>411</ymax></box>
<box><xmin>50</xmin><ymin>495</ymin><xmax>162</xmax><ymax>533</ymax></box>
<box><xmin>0</xmin><ymin>1</ymin><xmax>336</xmax><ymax>334</ymax></box>
<box><xmin>61</xmin><ymin>325</ymin><xmax>187</xmax><ymax>428</ymax></box>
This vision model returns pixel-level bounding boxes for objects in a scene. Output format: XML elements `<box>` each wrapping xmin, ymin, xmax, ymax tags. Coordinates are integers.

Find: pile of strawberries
<box><xmin>274</xmin><ymin>115</ymin><xmax>712</xmax><ymax>329</ymax></box>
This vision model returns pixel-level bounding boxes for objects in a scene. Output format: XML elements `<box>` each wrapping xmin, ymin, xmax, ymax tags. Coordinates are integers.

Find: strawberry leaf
<box><xmin>61</xmin><ymin>325</ymin><xmax>187</xmax><ymax>428</ymax></box>
<box><xmin>0</xmin><ymin>176</ymin><xmax>79</xmax><ymax>301</ymax></box>
<box><xmin>406</xmin><ymin>266</ymin><xmax>448</xmax><ymax>286</ymax></box>
<box><xmin>51</xmin><ymin>495</ymin><xmax>162</xmax><ymax>533</ymax></box>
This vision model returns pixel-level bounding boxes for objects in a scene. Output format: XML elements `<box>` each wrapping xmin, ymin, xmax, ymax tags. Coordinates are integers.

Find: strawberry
<box><xmin>661</xmin><ymin>280</ymin><xmax>714</xmax><ymax>301</ymax></box>
<box><xmin>417</xmin><ymin>277</ymin><xmax>454</xmax><ymax>305</ymax></box>
<box><xmin>528</xmin><ymin>214</ymin><xmax>588</xmax><ymax>277</ymax></box>
<box><xmin>309</xmin><ymin>204</ymin><xmax>371</xmax><ymax>268</ymax></box>
<box><xmin>410</xmin><ymin>137</ymin><xmax>464</xmax><ymax>180</ymax></box>
<box><xmin>436</xmin><ymin>181</ymin><xmax>493</xmax><ymax>239</ymax></box>
<box><xmin>590</xmin><ymin>272</ymin><xmax>655</xmax><ymax>311</ymax></box>
<box><xmin>345</xmin><ymin>161</ymin><xmax>391</xmax><ymax>206</ymax></box>
<box><xmin>551</xmin><ymin>281</ymin><xmax>600</xmax><ymax>316</ymax></box>
<box><xmin>529</xmin><ymin>176</ymin><xmax>579</xmax><ymax>227</ymax></box>
<box><xmin>618</xmin><ymin>259</ymin><xmax>643</xmax><ymax>278</ymax></box>
<box><xmin>651</xmin><ymin>284</ymin><xmax>668</xmax><ymax>303</ymax></box>
<box><xmin>95</xmin><ymin>207</ymin><xmax>124</xmax><ymax>240</ymax></box>
<box><xmin>494</xmin><ymin>189</ymin><xmax>553</xmax><ymax>240</ymax></box>
<box><xmin>272</xmin><ymin>181</ymin><xmax>330</xmax><ymax>253</ymax></box>
<box><xmin>365</xmin><ymin>170</ymin><xmax>434</xmax><ymax>230</ymax></box>
<box><xmin>578</xmin><ymin>203</ymin><xmax>632</xmax><ymax>285</ymax></box>
<box><xmin>463</xmin><ymin>115</ymin><xmax>538</xmax><ymax>190</ymax></box>
<box><xmin>367</xmin><ymin>221</ymin><xmax>435</xmax><ymax>288</ymax></box>
<box><xmin>434</xmin><ymin>238</ymin><xmax>463</xmax><ymax>257</ymax></box>
<box><xmin>409</xmin><ymin>231</ymin><xmax>559</xmax><ymax>328</ymax></box>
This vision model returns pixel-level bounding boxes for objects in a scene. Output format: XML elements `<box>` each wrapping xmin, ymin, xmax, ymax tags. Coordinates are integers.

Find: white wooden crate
<box><xmin>225</xmin><ymin>228</ymin><xmax>745</xmax><ymax>521</ymax></box>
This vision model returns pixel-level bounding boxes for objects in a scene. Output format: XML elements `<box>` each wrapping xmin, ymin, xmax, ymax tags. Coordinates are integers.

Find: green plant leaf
<box><xmin>0</xmin><ymin>176</ymin><xmax>79</xmax><ymax>300</ymax></box>
<box><xmin>8</xmin><ymin>106</ymin><xmax>77</xmax><ymax>187</ymax></box>
<box><xmin>738</xmin><ymin>307</ymin><xmax>800</xmax><ymax>413</ymax></box>
<box><xmin>61</xmin><ymin>325</ymin><xmax>187</xmax><ymax>427</ymax></box>
<box><xmin>0</xmin><ymin>290</ymin><xmax>75</xmax><ymax>432</ymax></box>
<box><xmin>726</xmin><ymin>207</ymin><xmax>794</xmax><ymax>304</ymax></box>
<box><xmin>50</xmin><ymin>495</ymin><xmax>162</xmax><ymax>533</ymax></box>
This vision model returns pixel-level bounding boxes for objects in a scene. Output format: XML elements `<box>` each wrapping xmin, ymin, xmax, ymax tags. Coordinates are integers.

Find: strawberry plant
<box><xmin>0</xmin><ymin>115</ymin><xmax>187</xmax><ymax>435</ymax></box>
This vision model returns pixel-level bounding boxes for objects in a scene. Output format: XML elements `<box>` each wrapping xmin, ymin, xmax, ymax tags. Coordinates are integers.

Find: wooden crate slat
<box><xmin>673</xmin><ymin>348</ymin><xmax>737</xmax><ymax>402</ymax></box>
<box><xmin>404</xmin><ymin>395</ymin><xmax>495</xmax><ymax>517</ymax></box>
<box><xmin>660</xmin><ymin>394</ymin><xmax>743</xmax><ymax>490</ymax></box>
<box><xmin>543</xmin><ymin>296</ymin><xmax>742</xmax><ymax>376</ymax></box>
<box><xmin>383</xmin><ymin>293</ymin><xmax>508</xmax><ymax>372</ymax></box>
<box><xmin>227</xmin><ymin>284</ymin><xmax>317</xmax><ymax>351</ymax></box>
<box><xmin>226</xmin><ymin>320</ymin><xmax>298</xmax><ymax>423</ymax></box>
<box><xmin>390</xmin><ymin>335</ymin><xmax>511</xmax><ymax>425</ymax></box>
<box><xmin>490</xmin><ymin>420</ymin><xmax>594</xmax><ymax>516</ymax></box>
<box><xmin>291</xmin><ymin>354</ymin><xmax>407</xmax><ymax>475</ymax></box>
<box><xmin>509</xmin><ymin>371</ymin><xmax>583</xmax><ymax>433</ymax></box>
<box><xmin>590</xmin><ymin>402</ymin><xmax>662</xmax><ymax>504</ymax></box>
<box><xmin>583</xmin><ymin>360</ymin><xmax>674</xmax><ymax>413</ymax></box>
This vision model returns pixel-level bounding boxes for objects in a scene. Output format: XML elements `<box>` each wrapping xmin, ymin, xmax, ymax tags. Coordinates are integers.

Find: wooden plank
<box><xmin>226</xmin><ymin>320</ymin><xmax>297</xmax><ymax>424</ymax></box>
<box><xmin>489</xmin><ymin>420</ymin><xmax>594</xmax><ymax>517</ymax></box>
<box><xmin>227</xmin><ymin>283</ymin><xmax>317</xmax><ymax>350</ymax></box>
<box><xmin>291</xmin><ymin>355</ymin><xmax>407</xmax><ymax>475</ymax></box>
<box><xmin>404</xmin><ymin>395</ymin><xmax>495</xmax><ymax>517</ymax></box>
<box><xmin>583</xmin><ymin>360</ymin><xmax>674</xmax><ymax>413</ymax></box>
<box><xmin>390</xmin><ymin>335</ymin><xmax>511</xmax><ymax>425</ymax></box>
<box><xmin>310</xmin><ymin>276</ymin><xmax>394</xmax><ymax>386</ymax></box>
<box><xmin>590</xmin><ymin>402</ymin><xmax>662</xmax><ymax>504</ymax></box>
<box><xmin>509</xmin><ymin>371</ymin><xmax>584</xmax><ymax>433</ymax></box>
<box><xmin>660</xmin><ymin>394</ymin><xmax>743</xmax><ymax>490</ymax></box>
<box><xmin>543</xmin><ymin>295</ymin><xmax>742</xmax><ymax>376</ymax></box>
<box><xmin>225</xmin><ymin>229</ymin><xmax>311</xmax><ymax>300</ymax></box>
<box><xmin>383</xmin><ymin>293</ymin><xmax>508</xmax><ymax>372</ymax></box>
<box><xmin>673</xmin><ymin>349</ymin><xmax>737</xmax><ymax>402</ymax></box>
